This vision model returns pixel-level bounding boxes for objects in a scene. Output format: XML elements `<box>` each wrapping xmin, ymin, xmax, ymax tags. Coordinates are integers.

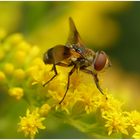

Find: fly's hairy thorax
<box><xmin>67</xmin><ymin>48</ymin><xmax>95</xmax><ymax>68</ymax></box>
<box><xmin>83</xmin><ymin>48</ymin><xmax>95</xmax><ymax>65</ymax></box>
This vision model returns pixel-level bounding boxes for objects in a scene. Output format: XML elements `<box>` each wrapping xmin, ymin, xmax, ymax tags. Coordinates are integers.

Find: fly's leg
<box><xmin>59</xmin><ymin>65</ymin><xmax>76</xmax><ymax>104</ymax></box>
<box><xmin>81</xmin><ymin>68</ymin><xmax>105</xmax><ymax>96</ymax></box>
<box><xmin>56</xmin><ymin>62</ymin><xmax>73</xmax><ymax>67</ymax></box>
<box><xmin>43</xmin><ymin>64</ymin><xmax>58</xmax><ymax>87</ymax></box>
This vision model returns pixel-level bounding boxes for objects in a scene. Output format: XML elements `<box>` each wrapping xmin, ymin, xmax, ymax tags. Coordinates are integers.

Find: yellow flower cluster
<box><xmin>8</xmin><ymin>87</ymin><xmax>24</xmax><ymax>100</ymax></box>
<box><xmin>0</xmin><ymin>33</ymin><xmax>40</xmax><ymax>99</ymax></box>
<box><xmin>18</xmin><ymin>108</ymin><xmax>46</xmax><ymax>138</ymax></box>
<box><xmin>1</xmin><ymin>32</ymin><xmax>140</xmax><ymax>138</ymax></box>
<box><xmin>28</xmin><ymin>55</ymin><xmax>140</xmax><ymax>138</ymax></box>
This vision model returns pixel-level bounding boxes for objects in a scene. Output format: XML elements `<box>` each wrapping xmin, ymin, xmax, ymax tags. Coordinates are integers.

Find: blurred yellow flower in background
<box><xmin>8</xmin><ymin>87</ymin><xmax>24</xmax><ymax>100</ymax></box>
<box><xmin>0</xmin><ymin>71</ymin><xmax>6</xmax><ymax>81</ymax></box>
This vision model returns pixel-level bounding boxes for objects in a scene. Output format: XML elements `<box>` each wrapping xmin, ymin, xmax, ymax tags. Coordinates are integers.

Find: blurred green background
<box><xmin>0</xmin><ymin>1</ymin><xmax>140</xmax><ymax>138</ymax></box>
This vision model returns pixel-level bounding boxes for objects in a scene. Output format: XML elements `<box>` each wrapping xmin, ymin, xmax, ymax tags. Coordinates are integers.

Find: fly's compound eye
<box><xmin>94</xmin><ymin>51</ymin><xmax>107</xmax><ymax>71</ymax></box>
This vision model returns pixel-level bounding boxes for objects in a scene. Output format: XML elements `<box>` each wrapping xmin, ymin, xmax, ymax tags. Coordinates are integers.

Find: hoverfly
<box><xmin>43</xmin><ymin>17</ymin><xmax>111</xmax><ymax>104</ymax></box>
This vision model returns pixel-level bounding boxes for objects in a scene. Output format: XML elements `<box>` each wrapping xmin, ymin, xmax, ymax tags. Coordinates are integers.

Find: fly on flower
<box><xmin>43</xmin><ymin>17</ymin><xmax>111</xmax><ymax>104</ymax></box>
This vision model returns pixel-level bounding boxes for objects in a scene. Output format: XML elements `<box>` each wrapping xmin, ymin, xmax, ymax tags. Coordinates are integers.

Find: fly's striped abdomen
<box><xmin>43</xmin><ymin>45</ymin><xmax>71</xmax><ymax>64</ymax></box>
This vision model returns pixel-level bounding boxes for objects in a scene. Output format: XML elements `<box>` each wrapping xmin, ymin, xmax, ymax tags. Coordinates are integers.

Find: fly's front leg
<box><xmin>43</xmin><ymin>64</ymin><xmax>58</xmax><ymax>87</ymax></box>
<box><xmin>81</xmin><ymin>68</ymin><xmax>105</xmax><ymax>96</ymax></box>
<box><xmin>59</xmin><ymin>65</ymin><xmax>76</xmax><ymax>104</ymax></box>
<box><xmin>44</xmin><ymin>62</ymin><xmax>70</xmax><ymax>86</ymax></box>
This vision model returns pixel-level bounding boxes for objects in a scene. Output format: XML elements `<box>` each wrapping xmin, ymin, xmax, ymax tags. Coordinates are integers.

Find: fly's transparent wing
<box><xmin>66</xmin><ymin>17</ymin><xmax>95</xmax><ymax>59</ymax></box>
<box><xmin>66</xmin><ymin>17</ymin><xmax>86</xmax><ymax>49</ymax></box>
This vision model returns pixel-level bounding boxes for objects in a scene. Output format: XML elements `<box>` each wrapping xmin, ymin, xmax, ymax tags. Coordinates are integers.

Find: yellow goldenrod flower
<box><xmin>55</xmin><ymin>97</ymin><xmax>72</xmax><ymax>114</ymax></box>
<box><xmin>29</xmin><ymin>46</ymin><xmax>40</xmax><ymax>58</ymax></box>
<box><xmin>100</xmin><ymin>94</ymin><xmax>123</xmax><ymax>113</ymax></box>
<box><xmin>128</xmin><ymin>111</ymin><xmax>140</xmax><ymax>127</ymax></box>
<box><xmin>18</xmin><ymin>108</ymin><xmax>46</xmax><ymax>138</ymax></box>
<box><xmin>17</xmin><ymin>41</ymin><xmax>31</xmax><ymax>52</ymax></box>
<box><xmin>74</xmin><ymin>83</ymin><xmax>102</xmax><ymax>114</ymax></box>
<box><xmin>6</xmin><ymin>33</ymin><xmax>24</xmax><ymax>46</ymax></box>
<box><xmin>14</xmin><ymin>50</ymin><xmax>26</xmax><ymax>64</ymax></box>
<box><xmin>102</xmin><ymin>111</ymin><xmax>129</xmax><ymax>135</ymax></box>
<box><xmin>0</xmin><ymin>71</ymin><xmax>6</xmax><ymax>81</ymax></box>
<box><xmin>39</xmin><ymin>103</ymin><xmax>51</xmax><ymax>116</ymax></box>
<box><xmin>3</xmin><ymin>63</ymin><xmax>14</xmax><ymax>75</ymax></box>
<box><xmin>8</xmin><ymin>87</ymin><xmax>24</xmax><ymax>100</ymax></box>
<box><xmin>133</xmin><ymin>125</ymin><xmax>140</xmax><ymax>139</ymax></box>
<box><xmin>28</xmin><ymin>58</ymin><xmax>58</xmax><ymax>86</ymax></box>
<box><xmin>13</xmin><ymin>69</ymin><xmax>26</xmax><ymax>81</ymax></box>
